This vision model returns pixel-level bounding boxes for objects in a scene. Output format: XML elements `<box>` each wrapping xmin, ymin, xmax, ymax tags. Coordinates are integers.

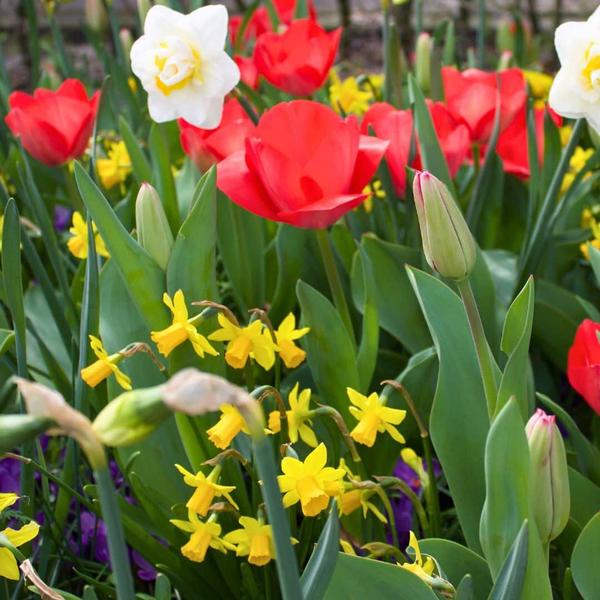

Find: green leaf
<box><xmin>0</xmin><ymin>415</ymin><xmax>51</xmax><ymax>453</ymax></box>
<box><xmin>419</xmin><ymin>539</ymin><xmax>492</xmax><ymax>598</ymax></box>
<box><xmin>480</xmin><ymin>399</ymin><xmax>529</xmax><ymax>578</ymax></box>
<box><xmin>301</xmin><ymin>505</ymin><xmax>340</xmax><ymax>600</ymax></box>
<box><xmin>351</xmin><ymin>236</ymin><xmax>430</xmax><ymax>353</ymax></box>
<box><xmin>354</xmin><ymin>247</ymin><xmax>379</xmax><ymax>391</ymax></box>
<box><xmin>488</xmin><ymin>521</ymin><xmax>528</xmax><ymax>600</ymax></box>
<box><xmin>74</xmin><ymin>161</ymin><xmax>169</xmax><ymax>331</ymax></box>
<box><xmin>571</xmin><ymin>512</ymin><xmax>600</xmax><ymax>599</ymax></box>
<box><xmin>297</xmin><ymin>280</ymin><xmax>360</xmax><ymax>421</ymax></box>
<box><xmin>0</xmin><ymin>329</ymin><xmax>14</xmax><ymax>356</ymax></box>
<box><xmin>408</xmin><ymin>74</ymin><xmax>454</xmax><ymax>194</ymax></box>
<box><xmin>407</xmin><ymin>267</ymin><xmax>488</xmax><ymax>551</ymax></box>
<box><xmin>455</xmin><ymin>575</ymin><xmax>475</xmax><ymax>600</ymax></box>
<box><xmin>568</xmin><ymin>468</ymin><xmax>600</xmax><ymax>528</ymax></box>
<box><xmin>118</xmin><ymin>116</ymin><xmax>152</xmax><ymax>185</ymax></box>
<box><xmin>324</xmin><ymin>553</ymin><xmax>438</xmax><ymax>599</ymax></box>
<box><xmin>496</xmin><ymin>277</ymin><xmax>535</xmax><ymax>417</ymax></box>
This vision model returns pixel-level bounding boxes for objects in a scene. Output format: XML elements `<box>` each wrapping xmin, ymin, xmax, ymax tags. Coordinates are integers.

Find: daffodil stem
<box><xmin>457</xmin><ymin>278</ymin><xmax>497</xmax><ymax>420</ymax></box>
<box><xmin>315</xmin><ymin>229</ymin><xmax>355</xmax><ymax>346</ymax></box>
<box><xmin>94</xmin><ymin>466</ymin><xmax>135</xmax><ymax>600</ymax></box>
<box><xmin>174</xmin><ymin>413</ymin><xmax>205</xmax><ymax>472</ymax></box>
<box><xmin>375</xmin><ymin>487</ymin><xmax>398</xmax><ymax>548</ymax></box>
<box><xmin>381</xmin><ymin>477</ymin><xmax>430</xmax><ymax>538</ymax></box>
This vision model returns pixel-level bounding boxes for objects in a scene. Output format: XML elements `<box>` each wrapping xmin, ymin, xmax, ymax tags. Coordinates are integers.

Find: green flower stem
<box><xmin>174</xmin><ymin>413</ymin><xmax>206</xmax><ymax>472</ymax></box>
<box><xmin>378</xmin><ymin>476</ymin><xmax>430</xmax><ymax>537</ymax></box>
<box><xmin>457</xmin><ymin>278</ymin><xmax>497</xmax><ymax>420</ymax></box>
<box><xmin>315</xmin><ymin>228</ymin><xmax>355</xmax><ymax>347</ymax></box>
<box><xmin>477</xmin><ymin>0</ymin><xmax>486</xmax><ymax>68</ymax></box>
<box><xmin>94</xmin><ymin>466</ymin><xmax>135</xmax><ymax>600</ymax></box>
<box><xmin>375</xmin><ymin>487</ymin><xmax>398</xmax><ymax>548</ymax></box>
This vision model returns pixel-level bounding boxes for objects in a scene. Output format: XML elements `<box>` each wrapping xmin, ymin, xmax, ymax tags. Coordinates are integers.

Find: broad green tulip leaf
<box><xmin>74</xmin><ymin>161</ymin><xmax>169</xmax><ymax>331</ymax></box>
<box><xmin>0</xmin><ymin>329</ymin><xmax>14</xmax><ymax>356</ymax></box>
<box><xmin>324</xmin><ymin>553</ymin><xmax>438</xmax><ymax>599</ymax></box>
<box><xmin>354</xmin><ymin>247</ymin><xmax>379</xmax><ymax>391</ymax></box>
<box><xmin>482</xmin><ymin>250</ymin><xmax>518</xmax><ymax>329</ymax></box>
<box><xmin>480</xmin><ymin>399</ymin><xmax>529</xmax><ymax>578</ymax></box>
<box><xmin>175</xmin><ymin>157</ymin><xmax>201</xmax><ymax>218</ymax></box>
<box><xmin>455</xmin><ymin>575</ymin><xmax>474</xmax><ymax>600</ymax></box>
<box><xmin>155</xmin><ymin>574</ymin><xmax>172</xmax><ymax>600</ymax></box>
<box><xmin>217</xmin><ymin>193</ymin><xmax>267</xmax><ymax>313</ymax></box>
<box><xmin>408</xmin><ymin>74</ymin><xmax>454</xmax><ymax>195</ymax></box>
<box><xmin>407</xmin><ymin>267</ymin><xmax>488</xmax><ymax>551</ymax></box>
<box><xmin>420</xmin><ymin>539</ymin><xmax>492</xmax><ymax>598</ymax></box>
<box><xmin>297</xmin><ymin>280</ymin><xmax>360</xmax><ymax>420</ymax></box>
<box><xmin>568</xmin><ymin>467</ymin><xmax>600</xmax><ymax>528</ymax></box>
<box><xmin>496</xmin><ymin>277</ymin><xmax>535</xmax><ymax>417</ymax></box>
<box><xmin>571</xmin><ymin>512</ymin><xmax>600</xmax><ymax>599</ymax></box>
<box><xmin>351</xmin><ymin>236</ymin><xmax>430</xmax><ymax>353</ymax></box>
<box><xmin>301</xmin><ymin>505</ymin><xmax>340</xmax><ymax>600</ymax></box>
<box><xmin>538</xmin><ymin>394</ymin><xmax>600</xmax><ymax>486</ymax></box>
<box><xmin>488</xmin><ymin>521</ymin><xmax>528</xmax><ymax>600</ymax></box>
<box><xmin>118</xmin><ymin>116</ymin><xmax>152</xmax><ymax>185</ymax></box>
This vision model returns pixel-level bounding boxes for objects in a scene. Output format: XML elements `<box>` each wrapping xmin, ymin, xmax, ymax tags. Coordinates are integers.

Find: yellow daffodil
<box><xmin>175</xmin><ymin>464</ymin><xmax>238</xmax><ymax>516</ymax></box>
<box><xmin>223</xmin><ymin>516</ymin><xmax>276</xmax><ymax>566</ymax></box>
<box><xmin>559</xmin><ymin>125</ymin><xmax>573</xmax><ymax>147</ymax></box>
<box><xmin>561</xmin><ymin>146</ymin><xmax>594</xmax><ymax>194</ymax></box>
<box><xmin>337</xmin><ymin>460</ymin><xmax>387</xmax><ymax>523</ymax></box>
<box><xmin>267</xmin><ymin>410</ymin><xmax>282</xmax><ymax>434</ymax></box>
<box><xmin>80</xmin><ymin>335</ymin><xmax>132</xmax><ymax>390</ymax></box>
<box><xmin>274</xmin><ymin>314</ymin><xmax>310</xmax><ymax>369</ymax></box>
<box><xmin>67</xmin><ymin>211</ymin><xmax>109</xmax><ymax>260</ymax></box>
<box><xmin>580</xmin><ymin>208</ymin><xmax>600</xmax><ymax>260</ymax></box>
<box><xmin>0</xmin><ymin>493</ymin><xmax>39</xmax><ymax>580</ymax></box>
<box><xmin>151</xmin><ymin>290</ymin><xmax>218</xmax><ymax>358</ymax></box>
<box><xmin>361</xmin><ymin>179</ymin><xmax>386</xmax><ymax>213</ymax></box>
<box><xmin>340</xmin><ymin>539</ymin><xmax>357</xmax><ymax>555</ymax></box>
<box><xmin>209</xmin><ymin>314</ymin><xmax>278</xmax><ymax>370</ymax></box>
<box><xmin>523</xmin><ymin>70</ymin><xmax>553</xmax><ymax>109</ymax></box>
<box><xmin>170</xmin><ymin>511</ymin><xmax>234</xmax><ymax>563</ymax></box>
<box><xmin>207</xmin><ymin>404</ymin><xmax>249</xmax><ymax>449</ymax></box>
<box><xmin>347</xmin><ymin>388</ymin><xmax>406</xmax><ymax>447</ymax></box>
<box><xmin>401</xmin><ymin>448</ymin><xmax>429</xmax><ymax>488</ymax></box>
<box><xmin>329</xmin><ymin>70</ymin><xmax>373</xmax><ymax>116</ymax></box>
<box><xmin>97</xmin><ymin>141</ymin><xmax>132</xmax><ymax>190</ymax></box>
<box><xmin>127</xmin><ymin>76</ymin><xmax>138</xmax><ymax>94</ymax></box>
<box><xmin>399</xmin><ymin>531</ymin><xmax>435</xmax><ymax>583</ymax></box>
<box><xmin>286</xmin><ymin>383</ymin><xmax>317</xmax><ymax>448</ymax></box>
<box><xmin>278</xmin><ymin>443</ymin><xmax>344</xmax><ymax>517</ymax></box>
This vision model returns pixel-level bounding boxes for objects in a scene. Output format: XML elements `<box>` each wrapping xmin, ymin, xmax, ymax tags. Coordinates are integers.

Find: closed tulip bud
<box><xmin>119</xmin><ymin>28</ymin><xmax>134</xmax><ymax>58</ymax></box>
<box><xmin>413</xmin><ymin>171</ymin><xmax>476</xmax><ymax>281</ymax></box>
<box><xmin>85</xmin><ymin>0</ymin><xmax>108</xmax><ymax>32</ymax></box>
<box><xmin>415</xmin><ymin>33</ymin><xmax>433</xmax><ymax>95</ymax></box>
<box><xmin>496</xmin><ymin>18</ymin><xmax>515</xmax><ymax>55</ymax></box>
<box><xmin>136</xmin><ymin>0</ymin><xmax>151</xmax><ymax>26</ymax></box>
<box><xmin>525</xmin><ymin>409</ymin><xmax>570</xmax><ymax>544</ymax></box>
<box><xmin>135</xmin><ymin>183</ymin><xmax>174</xmax><ymax>269</ymax></box>
<box><xmin>92</xmin><ymin>386</ymin><xmax>170</xmax><ymax>447</ymax></box>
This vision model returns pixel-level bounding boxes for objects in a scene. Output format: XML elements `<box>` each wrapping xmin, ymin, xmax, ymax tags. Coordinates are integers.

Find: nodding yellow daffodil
<box><xmin>207</xmin><ymin>404</ymin><xmax>249</xmax><ymax>450</ymax></box>
<box><xmin>286</xmin><ymin>383</ymin><xmax>317</xmax><ymax>448</ymax></box>
<box><xmin>223</xmin><ymin>516</ymin><xmax>278</xmax><ymax>566</ymax></box>
<box><xmin>80</xmin><ymin>335</ymin><xmax>132</xmax><ymax>390</ymax></box>
<box><xmin>151</xmin><ymin>290</ymin><xmax>218</xmax><ymax>358</ymax></box>
<box><xmin>401</xmin><ymin>448</ymin><xmax>429</xmax><ymax>488</ymax></box>
<box><xmin>361</xmin><ymin>179</ymin><xmax>386</xmax><ymax>213</ymax></box>
<box><xmin>278</xmin><ymin>443</ymin><xmax>345</xmax><ymax>517</ymax></box>
<box><xmin>170</xmin><ymin>512</ymin><xmax>234</xmax><ymax>564</ymax></box>
<box><xmin>561</xmin><ymin>146</ymin><xmax>594</xmax><ymax>194</ymax></box>
<box><xmin>209</xmin><ymin>314</ymin><xmax>278</xmax><ymax>370</ymax></box>
<box><xmin>523</xmin><ymin>70</ymin><xmax>553</xmax><ymax>109</ymax></box>
<box><xmin>67</xmin><ymin>211</ymin><xmax>109</xmax><ymax>260</ymax></box>
<box><xmin>399</xmin><ymin>531</ymin><xmax>435</xmax><ymax>583</ymax></box>
<box><xmin>337</xmin><ymin>460</ymin><xmax>387</xmax><ymax>523</ymax></box>
<box><xmin>0</xmin><ymin>493</ymin><xmax>40</xmax><ymax>580</ymax></box>
<box><xmin>347</xmin><ymin>388</ymin><xmax>406</xmax><ymax>448</ymax></box>
<box><xmin>175</xmin><ymin>464</ymin><xmax>238</xmax><ymax>517</ymax></box>
<box><xmin>274</xmin><ymin>314</ymin><xmax>310</xmax><ymax>369</ymax></box>
<box><xmin>329</xmin><ymin>70</ymin><xmax>373</xmax><ymax>116</ymax></box>
<box><xmin>97</xmin><ymin>140</ymin><xmax>132</xmax><ymax>190</ymax></box>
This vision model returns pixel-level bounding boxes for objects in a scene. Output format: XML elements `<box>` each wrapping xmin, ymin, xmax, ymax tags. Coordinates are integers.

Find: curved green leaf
<box><xmin>571</xmin><ymin>512</ymin><xmax>600</xmax><ymax>599</ymax></box>
<box><xmin>118</xmin><ymin>116</ymin><xmax>152</xmax><ymax>185</ymax></box>
<box><xmin>488</xmin><ymin>521</ymin><xmax>528</xmax><ymax>600</ymax></box>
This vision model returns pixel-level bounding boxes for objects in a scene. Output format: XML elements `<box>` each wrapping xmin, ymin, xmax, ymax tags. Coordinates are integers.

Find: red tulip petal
<box><xmin>277</xmin><ymin>193</ymin><xmax>367</xmax><ymax>228</ymax></box>
<box><xmin>350</xmin><ymin>135</ymin><xmax>389</xmax><ymax>193</ymax></box>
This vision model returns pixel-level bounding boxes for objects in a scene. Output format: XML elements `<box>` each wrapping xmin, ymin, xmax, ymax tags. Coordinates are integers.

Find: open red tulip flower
<box><xmin>254</xmin><ymin>19</ymin><xmax>341</xmax><ymax>96</ymax></box>
<box><xmin>179</xmin><ymin>98</ymin><xmax>256</xmax><ymax>172</ymax></box>
<box><xmin>5</xmin><ymin>79</ymin><xmax>100</xmax><ymax>167</ymax></box>
<box><xmin>234</xmin><ymin>55</ymin><xmax>260</xmax><ymax>90</ymax></box>
<box><xmin>441</xmin><ymin>67</ymin><xmax>527</xmax><ymax>145</ymax></box>
<box><xmin>217</xmin><ymin>100</ymin><xmax>388</xmax><ymax>228</ymax></box>
<box><xmin>567</xmin><ymin>319</ymin><xmax>600</xmax><ymax>415</ymax></box>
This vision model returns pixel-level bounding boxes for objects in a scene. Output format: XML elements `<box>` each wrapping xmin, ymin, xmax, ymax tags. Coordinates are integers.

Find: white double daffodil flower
<box><xmin>549</xmin><ymin>6</ymin><xmax>600</xmax><ymax>133</ymax></box>
<box><xmin>131</xmin><ymin>5</ymin><xmax>239</xmax><ymax>128</ymax></box>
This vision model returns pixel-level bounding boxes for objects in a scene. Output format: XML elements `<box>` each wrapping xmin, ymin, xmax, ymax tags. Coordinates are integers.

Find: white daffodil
<box><xmin>549</xmin><ymin>6</ymin><xmax>600</xmax><ymax>133</ymax></box>
<box><xmin>130</xmin><ymin>5</ymin><xmax>239</xmax><ymax>128</ymax></box>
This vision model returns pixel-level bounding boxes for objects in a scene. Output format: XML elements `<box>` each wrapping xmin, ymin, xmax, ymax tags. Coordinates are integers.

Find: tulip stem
<box><xmin>315</xmin><ymin>229</ymin><xmax>355</xmax><ymax>346</ymax></box>
<box><xmin>457</xmin><ymin>279</ymin><xmax>497</xmax><ymax>420</ymax></box>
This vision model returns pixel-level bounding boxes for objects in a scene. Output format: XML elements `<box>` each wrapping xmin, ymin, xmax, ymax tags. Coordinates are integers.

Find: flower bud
<box><xmin>85</xmin><ymin>0</ymin><xmax>108</xmax><ymax>32</ymax></box>
<box><xmin>415</xmin><ymin>33</ymin><xmax>433</xmax><ymax>95</ymax></box>
<box><xmin>119</xmin><ymin>28</ymin><xmax>134</xmax><ymax>58</ymax></box>
<box><xmin>137</xmin><ymin>0</ymin><xmax>151</xmax><ymax>26</ymax></box>
<box><xmin>525</xmin><ymin>409</ymin><xmax>570</xmax><ymax>543</ymax></box>
<box><xmin>0</xmin><ymin>415</ymin><xmax>52</xmax><ymax>454</ymax></box>
<box><xmin>413</xmin><ymin>171</ymin><xmax>476</xmax><ymax>281</ymax></box>
<box><xmin>92</xmin><ymin>386</ymin><xmax>170</xmax><ymax>447</ymax></box>
<box><xmin>135</xmin><ymin>183</ymin><xmax>174</xmax><ymax>270</ymax></box>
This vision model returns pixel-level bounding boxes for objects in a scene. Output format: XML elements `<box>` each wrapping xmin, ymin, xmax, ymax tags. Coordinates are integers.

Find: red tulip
<box><xmin>179</xmin><ymin>98</ymin><xmax>256</xmax><ymax>172</ymax></box>
<box><xmin>272</xmin><ymin>0</ymin><xmax>317</xmax><ymax>23</ymax></box>
<box><xmin>5</xmin><ymin>79</ymin><xmax>100</xmax><ymax>167</ymax></box>
<box><xmin>442</xmin><ymin>67</ymin><xmax>527</xmax><ymax>145</ymax></box>
<box><xmin>235</xmin><ymin>54</ymin><xmax>260</xmax><ymax>90</ymax></box>
<box><xmin>254</xmin><ymin>19</ymin><xmax>341</xmax><ymax>96</ymax></box>
<box><xmin>567</xmin><ymin>319</ymin><xmax>600</xmax><ymax>414</ymax></box>
<box><xmin>229</xmin><ymin>8</ymin><xmax>272</xmax><ymax>48</ymax></box>
<box><xmin>217</xmin><ymin>100</ymin><xmax>388</xmax><ymax>228</ymax></box>
<box><xmin>361</xmin><ymin>102</ymin><xmax>413</xmax><ymax>197</ymax></box>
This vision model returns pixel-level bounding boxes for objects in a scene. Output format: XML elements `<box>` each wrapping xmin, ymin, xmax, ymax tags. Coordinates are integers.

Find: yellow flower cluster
<box><xmin>329</xmin><ymin>70</ymin><xmax>380</xmax><ymax>116</ymax></box>
<box><xmin>580</xmin><ymin>207</ymin><xmax>600</xmax><ymax>260</ymax></box>
<box><xmin>561</xmin><ymin>146</ymin><xmax>594</xmax><ymax>195</ymax></box>
<box><xmin>67</xmin><ymin>211</ymin><xmax>109</xmax><ymax>260</ymax></box>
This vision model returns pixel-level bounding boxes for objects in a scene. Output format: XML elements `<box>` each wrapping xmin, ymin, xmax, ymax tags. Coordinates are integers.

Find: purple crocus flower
<box><xmin>53</xmin><ymin>205</ymin><xmax>72</xmax><ymax>231</ymax></box>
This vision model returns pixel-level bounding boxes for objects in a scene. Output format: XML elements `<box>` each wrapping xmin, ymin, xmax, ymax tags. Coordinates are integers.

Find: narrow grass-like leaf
<box><xmin>119</xmin><ymin>116</ymin><xmax>153</xmax><ymax>185</ymax></box>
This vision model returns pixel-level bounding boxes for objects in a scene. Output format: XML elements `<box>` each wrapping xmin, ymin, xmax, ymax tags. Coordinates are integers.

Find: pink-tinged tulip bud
<box><xmin>413</xmin><ymin>171</ymin><xmax>476</xmax><ymax>280</ymax></box>
<box><xmin>525</xmin><ymin>409</ymin><xmax>570</xmax><ymax>544</ymax></box>
<box><xmin>119</xmin><ymin>28</ymin><xmax>134</xmax><ymax>58</ymax></box>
